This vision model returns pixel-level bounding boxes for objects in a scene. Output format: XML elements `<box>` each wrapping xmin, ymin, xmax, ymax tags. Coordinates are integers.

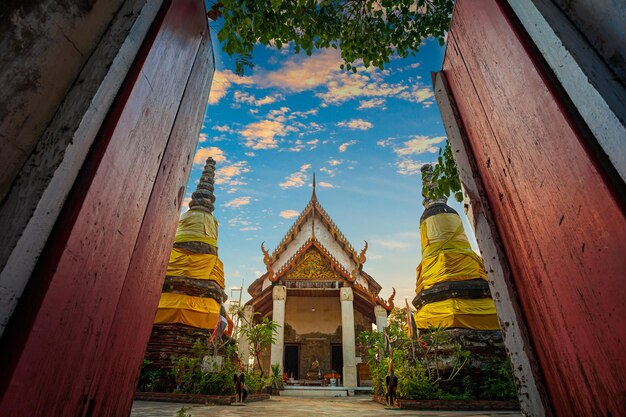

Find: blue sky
<box><xmin>186</xmin><ymin>31</ymin><xmax>479</xmax><ymax>305</ymax></box>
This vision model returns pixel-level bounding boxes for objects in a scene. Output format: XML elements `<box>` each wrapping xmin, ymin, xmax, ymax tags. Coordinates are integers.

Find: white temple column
<box><xmin>270</xmin><ymin>285</ymin><xmax>286</xmax><ymax>372</ymax></box>
<box><xmin>238</xmin><ymin>305</ymin><xmax>254</xmax><ymax>366</ymax></box>
<box><xmin>374</xmin><ymin>305</ymin><xmax>388</xmax><ymax>333</ymax></box>
<box><xmin>340</xmin><ymin>287</ymin><xmax>357</xmax><ymax>388</ymax></box>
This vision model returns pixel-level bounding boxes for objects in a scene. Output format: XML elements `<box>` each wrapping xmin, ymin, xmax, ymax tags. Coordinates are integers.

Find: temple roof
<box><xmin>247</xmin><ymin>179</ymin><xmax>392</xmax><ymax>311</ymax></box>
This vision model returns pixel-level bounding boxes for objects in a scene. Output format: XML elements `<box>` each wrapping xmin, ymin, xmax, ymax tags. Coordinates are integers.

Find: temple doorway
<box><xmin>331</xmin><ymin>344</ymin><xmax>343</xmax><ymax>376</ymax></box>
<box><xmin>284</xmin><ymin>344</ymin><xmax>300</xmax><ymax>380</ymax></box>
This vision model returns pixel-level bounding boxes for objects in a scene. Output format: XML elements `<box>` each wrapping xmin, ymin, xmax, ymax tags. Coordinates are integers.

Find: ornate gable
<box><xmin>286</xmin><ymin>248</ymin><xmax>342</xmax><ymax>281</ymax></box>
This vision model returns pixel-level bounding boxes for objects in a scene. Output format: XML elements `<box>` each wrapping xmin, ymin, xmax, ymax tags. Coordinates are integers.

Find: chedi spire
<box><xmin>189</xmin><ymin>157</ymin><xmax>216</xmax><ymax>213</ymax></box>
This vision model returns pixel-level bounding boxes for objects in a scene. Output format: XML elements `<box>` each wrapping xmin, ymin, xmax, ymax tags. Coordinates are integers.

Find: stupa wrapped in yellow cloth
<box><xmin>416</xmin><ymin>212</ymin><xmax>487</xmax><ymax>294</ymax></box>
<box><xmin>413</xmin><ymin>164</ymin><xmax>499</xmax><ymax>330</ymax></box>
<box><xmin>154</xmin><ymin>157</ymin><xmax>227</xmax><ymax>329</ymax></box>
<box><xmin>154</xmin><ymin>293</ymin><xmax>221</xmax><ymax>329</ymax></box>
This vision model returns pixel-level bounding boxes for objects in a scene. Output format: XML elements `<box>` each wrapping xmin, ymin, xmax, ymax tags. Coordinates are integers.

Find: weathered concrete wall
<box><xmin>552</xmin><ymin>0</ymin><xmax>625</xmax><ymax>84</ymax></box>
<box><xmin>0</xmin><ymin>0</ymin><xmax>125</xmax><ymax>201</ymax></box>
<box><xmin>0</xmin><ymin>0</ymin><xmax>163</xmax><ymax>336</ymax></box>
<box><xmin>285</xmin><ymin>296</ymin><xmax>341</xmax><ymax>335</ymax></box>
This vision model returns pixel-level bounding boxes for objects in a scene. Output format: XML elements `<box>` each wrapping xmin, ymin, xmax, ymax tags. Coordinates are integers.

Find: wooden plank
<box><xmin>433</xmin><ymin>71</ymin><xmax>550</xmax><ymax>417</ymax></box>
<box><xmin>442</xmin><ymin>1</ymin><xmax>626</xmax><ymax>415</ymax></box>
<box><xmin>0</xmin><ymin>0</ymin><xmax>204</xmax><ymax>415</ymax></box>
<box><xmin>0</xmin><ymin>0</ymin><xmax>163</xmax><ymax>338</ymax></box>
<box><xmin>88</xmin><ymin>13</ymin><xmax>213</xmax><ymax>415</ymax></box>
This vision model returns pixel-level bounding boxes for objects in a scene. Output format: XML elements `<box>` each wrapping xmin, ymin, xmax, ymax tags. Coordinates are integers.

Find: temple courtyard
<box><xmin>130</xmin><ymin>397</ymin><xmax>522</xmax><ymax>417</ymax></box>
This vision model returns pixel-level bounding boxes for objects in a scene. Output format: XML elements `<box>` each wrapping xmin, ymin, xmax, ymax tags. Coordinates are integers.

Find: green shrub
<box><xmin>479</xmin><ymin>359</ymin><xmax>517</xmax><ymax>400</ymax></box>
<box><xmin>245</xmin><ymin>371</ymin><xmax>269</xmax><ymax>394</ymax></box>
<box><xmin>359</xmin><ymin>308</ymin><xmax>516</xmax><ymax>402</ymax></box>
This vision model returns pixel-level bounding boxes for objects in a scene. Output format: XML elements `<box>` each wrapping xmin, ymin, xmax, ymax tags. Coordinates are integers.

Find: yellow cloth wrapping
<box><xmin>154</xmin><ymin>293</ymin><xmax>220</xmax><ymax>329</ymax></box>
<box><xmin>416</xmin><ymin>213</ymin><xmax>487</xmax><ymax>294</ymax></box>
<box><xmin>414</xmin><ymin>298</ymin><xmax>500</xmax><ymax>330</ymax></box>
<box><xmin>166</xmin><ymin>248</ymin><xmax>225</xmax><ymax>288</ymax></box>
<box><xmin>173</xmin><ymin>210</ymin><xmax>219</xmax><ymax>247</ymax></box>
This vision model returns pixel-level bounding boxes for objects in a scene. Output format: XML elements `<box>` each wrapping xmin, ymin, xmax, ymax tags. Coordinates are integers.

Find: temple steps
<box><xmin>279</xmin><ymin>386</ymin><xmax>372</xmax><ymax>397</ymax></box>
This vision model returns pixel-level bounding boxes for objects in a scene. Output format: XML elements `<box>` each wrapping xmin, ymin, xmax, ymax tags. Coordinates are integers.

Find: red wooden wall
<box><xmin>0</xmin><ymin>0</ymin><xmax>213</xmax><ymax>415</ymax></box>
<box><xmin>442</xmin><ymin>1</ymin><xmax>626</xmax><ymax>416</ymax></box>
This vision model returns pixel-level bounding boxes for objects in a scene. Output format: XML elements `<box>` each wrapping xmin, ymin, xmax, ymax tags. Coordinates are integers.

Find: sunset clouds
<box><xmin>189</xmin><ymin>39</ymin><xmax>458</xmax><ymax>307</ymax></box>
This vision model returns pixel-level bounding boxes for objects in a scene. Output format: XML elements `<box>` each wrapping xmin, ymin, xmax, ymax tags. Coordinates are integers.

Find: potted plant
<box><xmin>270</xmin><ymin>364</ymin><xmax>284</xmax><ymax>395</ymax></box>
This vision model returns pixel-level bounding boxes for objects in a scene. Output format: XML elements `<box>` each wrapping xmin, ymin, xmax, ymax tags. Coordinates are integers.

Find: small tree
<box><xmin>238</xmin><ymin>315</ymin><xmax>279</xmax><ymax>377</ymax></box>
<box><xmin>423</xmin><ymin>141</ymin><xmax>463</xmax><ymax>203</ymax></box>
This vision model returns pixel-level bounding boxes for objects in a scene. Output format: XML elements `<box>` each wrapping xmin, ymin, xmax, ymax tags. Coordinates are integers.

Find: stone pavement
<box><xmin>131</xmin><ymin>397</ymin><xmax>523</xmax><ymax>417</ymax></box>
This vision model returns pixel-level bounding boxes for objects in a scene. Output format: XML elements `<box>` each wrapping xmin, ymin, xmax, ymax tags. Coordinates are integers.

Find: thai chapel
<box><xmin>142</xmin><ymin>157</ymin><xmax>231</xmax><ymax>384</ymax></box>
<box><xmin>241</xmin><ymin>177</ymin><xmax>395</xmax><ymax>388</ymax></box>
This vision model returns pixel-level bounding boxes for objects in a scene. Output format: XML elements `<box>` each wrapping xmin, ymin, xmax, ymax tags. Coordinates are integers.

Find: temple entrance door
<box><xmin>331</xmin><ymin>343</ymin><xmax>343</xmax><ymax>377</ymax></box>
<box><xmin>284</xmin><ymin>344</ymin><xmax>300</xmax><ymax>380</ymax></box>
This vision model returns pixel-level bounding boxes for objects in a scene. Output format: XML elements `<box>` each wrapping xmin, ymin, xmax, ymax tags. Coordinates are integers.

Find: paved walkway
<box><xmin>131</xmin><ymin>397</ymin><xmax>523</xmax><ymax>417</ymax></box>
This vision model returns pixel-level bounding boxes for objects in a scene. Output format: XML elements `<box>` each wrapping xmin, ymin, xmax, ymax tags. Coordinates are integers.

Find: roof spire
<box><xmin>189</xmin><ymin>157</ymin><xmax>216</xmax><ymax>213</ymax></box>
<box><xmin>311</xmin><ymin>172</ymin><xmax>317</xmax><ymax>202</ymax></box>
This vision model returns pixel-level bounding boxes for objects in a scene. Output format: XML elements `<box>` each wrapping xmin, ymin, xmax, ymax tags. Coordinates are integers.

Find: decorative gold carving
<box><xmin>261</xmin><ymin>242</ymin><xmax>275</xmax><ymax>281</ymax></box>
<box><xmin>351</xmin><ymin>240</ymin><xmax>368</xmax><ymax>281</ymax></box>
<box><xmin>286</xmin><ymin>248</ymin><xmax>342</xmax><ymax>281</ymax></box>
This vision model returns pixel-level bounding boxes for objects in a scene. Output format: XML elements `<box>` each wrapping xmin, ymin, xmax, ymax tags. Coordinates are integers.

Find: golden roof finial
<box><xmin>311</xmin><ymin>172</ymin><xmax>317</xmax><ymax>202</ymax></box>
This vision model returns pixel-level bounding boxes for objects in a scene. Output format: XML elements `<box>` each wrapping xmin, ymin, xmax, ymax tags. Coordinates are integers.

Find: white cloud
<box><xmin>286</xmin><ymin>139</ymin><xmax>319</xmax><ymax>153</ymax></box>
<box><xmin>213</xmin><ymin>125</ymin><xmax>234</xmax><ymax>133</ymax></box>
<box><xmin>337</xmin><ymin>119</ymin><xmax>373</xmax><ymax>130</ymax></box>
<box><xmin>215</xmin><ymin>161</ymin><xmax>250</xmax><ymax>187</ymax></box>
<box><xmin>238</xmin><ymin>106</ymin><xmax>301</xmax><ymax>150</ymax></box>
<box><xmin>328</xmin><ymin>159</ymin><xmax>342</xmax><ymax>166</ymax></box>
<box><xmin>256</xmin><ymin>49</ymin><xmax>342</xmax><ymax>92</ymax></box>
<box><xmin>279</xmin><ymin>164</ymin><xmax>311</xmax><ymax>189</ymax></box>
<box><xmin>193</xmin><ymin>146</ymin><xmax>226</xmax><ymax>164</ymax></box>
<box><xmin>320</xmin><ymin>167</ymin><xmax>337</xmax><ymax>177</ymax></box>
<box><xmin>280</xmin><ymin>209</ymin><xmax>299</xmax><ymax>219</ymax></box>
<box><xmin>209</xmin><ymin>70</ymin><xmax>254</xmax><ymax>105</ymax></box>
<box><xmin>318</xmin><ymin>181</ymin><xmax>334</xmax><ymax>188</ymax></box>
<box><xmin>338</xmin><ymin>140</ymin><xmax>357</xmax><ymax>153</ymax></box>
<box><xmin>225</xmin><ymin>196</ymin><xmax>251</xmax><ymax>208</ymax></box>
<box><xmin>357</xmin><ymin>98</ymin><xmax>386</xmax><ymax>109</ymax></box>
<box><xmin>394</xmin><ymin>136</ymin><xmax>446</xmax><ymax>156</ymax></box>
<box><xmin>396</xmin><ymin>159</ymin><xmax>426</xmax><ymax>176</ymax></box>
<box><xmin>233</xmin><ymin>91</ymin><xmax>284</xmax><ymax>106</ymax></box>
<box><xmin>199</xmin><ymin>133</ymin><xmax>208</xmax><ymax>143</ymax></box>
<box><xmin>377</xmin><ymin>138</ymin><xmax>395</xmax><ymax>148</ymax></box>
<box><xmin>240</xmin><ymin>226</ymin><xmax>260</xmax><ymax>231</ymax></box>
<box><xmin>292</xmin><ymin>109</ymin><xmax>319</xmax><ymax>118</ymax></box>
<box><xmin>398</xmin><ymin>85</ymin><xmax>435</xmax><ymax>105</ymax></box>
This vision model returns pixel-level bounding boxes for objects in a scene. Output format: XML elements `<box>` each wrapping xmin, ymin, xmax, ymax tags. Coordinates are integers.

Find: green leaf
<box><xmin>271</xmin><ymin>0</ymin><xmax>284</xmax><ymax>12</ymax></box>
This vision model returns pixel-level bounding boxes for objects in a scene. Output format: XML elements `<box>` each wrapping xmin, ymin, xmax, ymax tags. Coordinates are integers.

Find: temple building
<box><xmin>242</xmin><ymin>177</ymin><xmax>394</xmax><ymax>388</ymax></box>
<box><xmin>142</xmin><ymin>157</ymin><xmax>231</xmax><ymax>377</ymax></box>
<box><xmin>412</xmin><ymin>164</ymin><xmax>500</xmax><ymax>330</ymax></box>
